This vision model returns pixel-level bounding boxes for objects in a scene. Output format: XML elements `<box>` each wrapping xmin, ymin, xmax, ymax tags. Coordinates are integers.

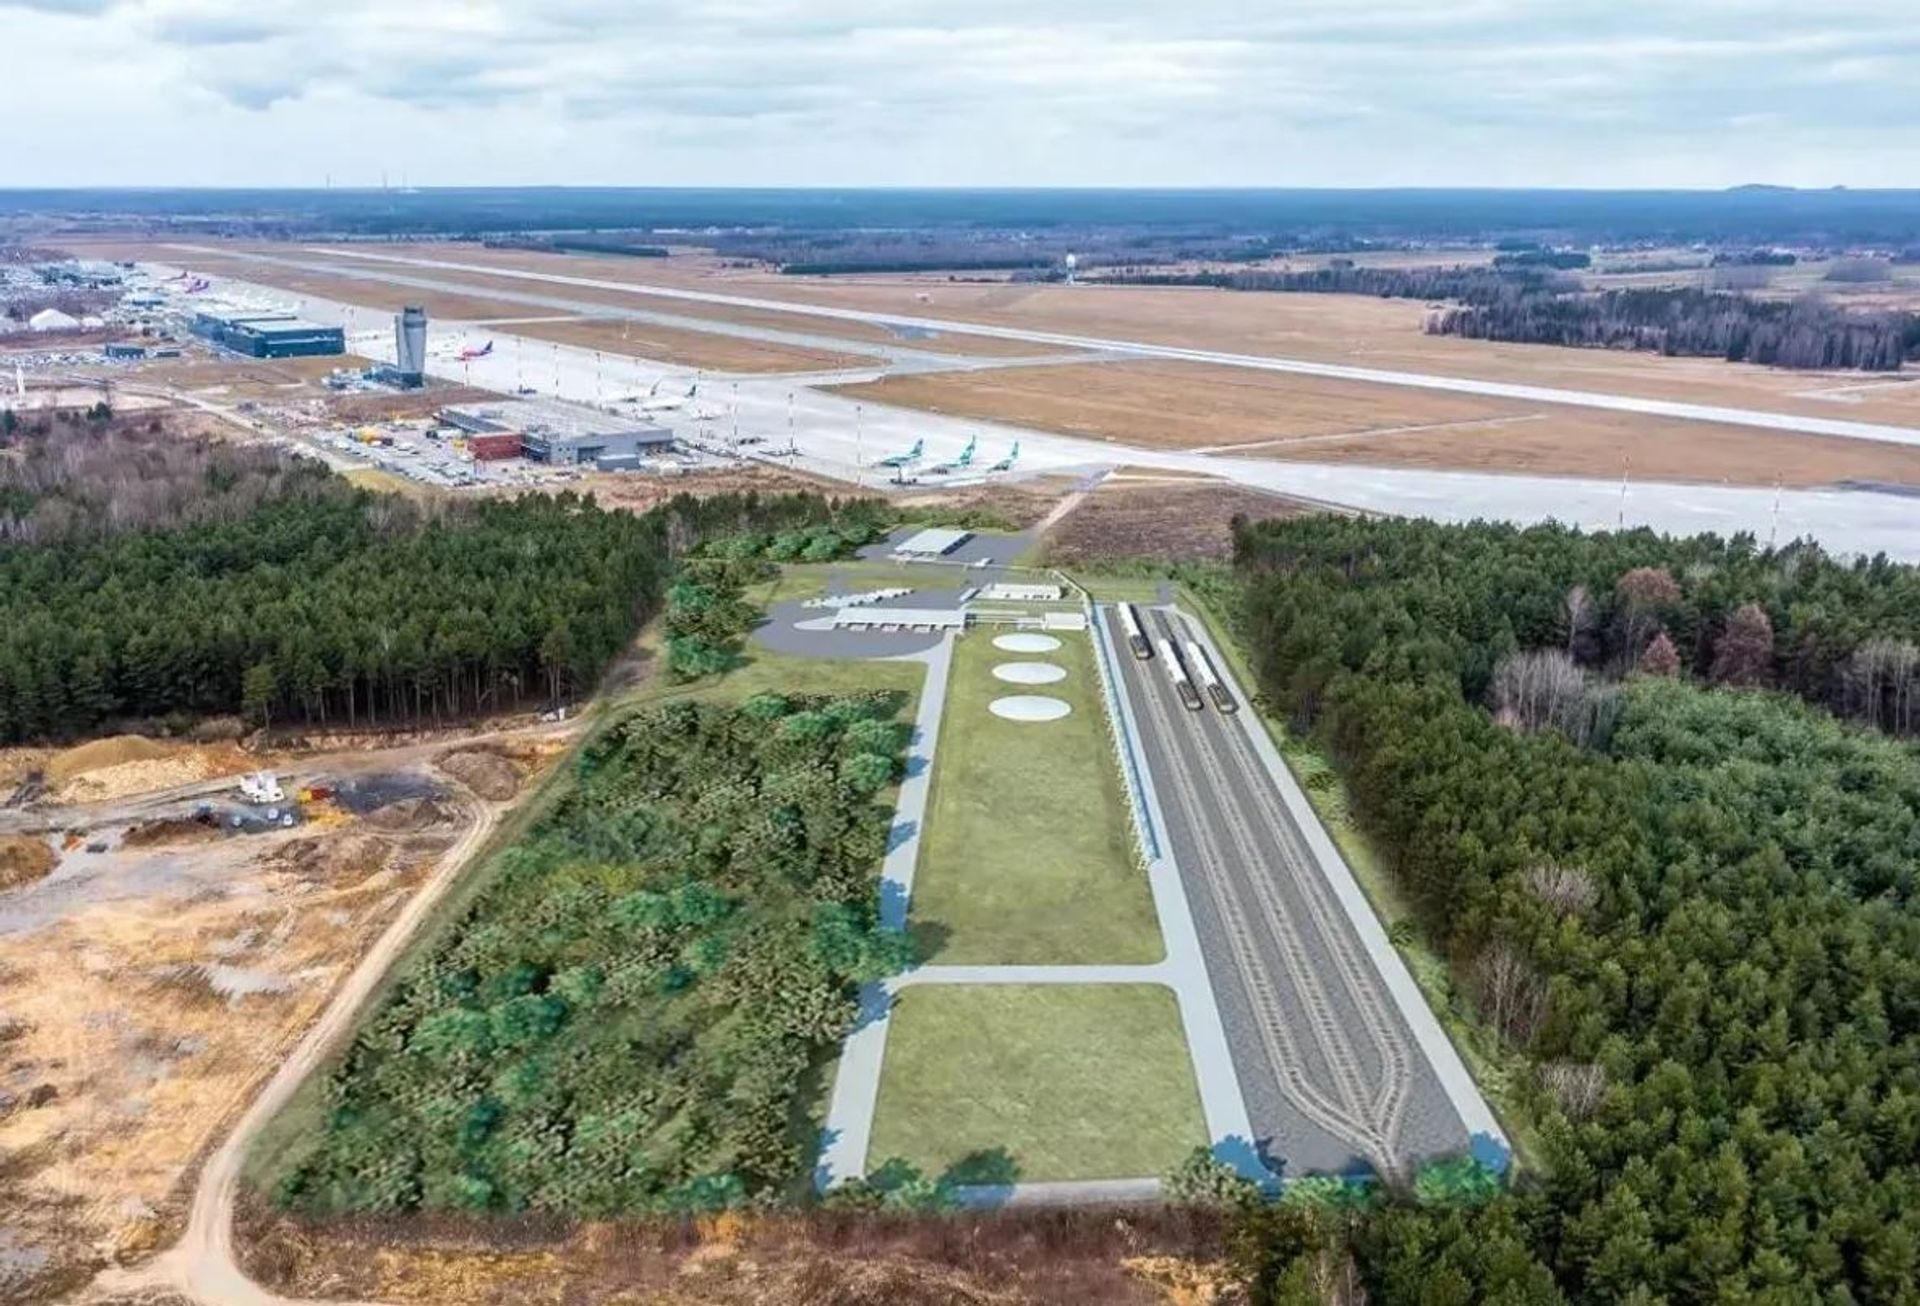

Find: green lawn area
<box><xmin>910</xmin><ymin>628</ymin><xmax>1160</xmax><ymax>964</ymax></box>
<box><xmin>867</xmin><ymin>984</ymin><xmax>1206</xmax><ymax>1183</ymax></box>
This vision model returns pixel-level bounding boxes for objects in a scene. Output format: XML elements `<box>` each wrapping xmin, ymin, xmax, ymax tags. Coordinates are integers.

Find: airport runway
<box><xmin>1112</xmin><ymin>608</ymin><xmax>1471</xmax><ymax>1178</ymax></box>
<box><xmin>307</xmin><ymin>244</ymin><xmax>1920</xmax><ymax>450</ymax></box>
<box><xmin>160</xmin><ymin>257</ymin><xmax>1920</xmax><ymax>560</ymax></box>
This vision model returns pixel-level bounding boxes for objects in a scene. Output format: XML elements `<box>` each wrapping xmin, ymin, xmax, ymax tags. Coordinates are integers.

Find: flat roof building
<box><xmin>440</xmin><ymin>398</ymin><xmax>673</xmax><ymax>468</ymax></box>
<box><xmin>893</xmin><ymin>527</ymin><xmax>973</xmax><ymax>558</ymax></box>
<box><xmin>190</xmin><ymin>310</ymin><xmax>344</xmax><ymax>359</ymax></box>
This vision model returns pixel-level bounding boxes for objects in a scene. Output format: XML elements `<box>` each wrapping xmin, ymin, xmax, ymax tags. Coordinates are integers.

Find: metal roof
<box><xmin>895</xmin><ymin>527</ymin><xmax>972</xmax><ymax>556</ymax></box>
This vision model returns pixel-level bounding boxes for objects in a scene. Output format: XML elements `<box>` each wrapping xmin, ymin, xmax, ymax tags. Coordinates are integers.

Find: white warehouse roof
<box><xmin>832</xmin><ymin>607</ymin><xmax>966</xmax><ymax>630</ymax></box>
<box><xmin>894</xmin><ymin>527</ymin><xmax>972</xmax><ymax>557</ymax></box>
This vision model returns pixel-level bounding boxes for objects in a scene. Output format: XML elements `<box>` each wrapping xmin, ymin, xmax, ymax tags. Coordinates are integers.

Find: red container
<box><xmin>467</xmin><ymin>431</ymin><xmax>523</xmax><ymax>461</ymax></box>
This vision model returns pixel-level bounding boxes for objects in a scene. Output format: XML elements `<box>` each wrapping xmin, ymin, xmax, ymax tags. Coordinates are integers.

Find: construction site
<box><xmin>0</xmin><ymin>727</ymin><xmax>565</xmax><ymax>1300</ymax></box>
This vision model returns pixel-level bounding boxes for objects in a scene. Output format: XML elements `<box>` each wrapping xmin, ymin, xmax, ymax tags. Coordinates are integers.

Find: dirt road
<box><xmin>87</xmin><ymin>780</ymin><xmax>504</xmax><ymax>1306</ymax></box>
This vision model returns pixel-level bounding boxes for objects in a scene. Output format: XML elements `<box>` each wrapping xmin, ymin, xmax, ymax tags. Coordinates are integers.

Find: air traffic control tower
<box><xmin>392</xmin><ymin>305</ymin><xmax>427</xmax><ymax>387</ymax></box>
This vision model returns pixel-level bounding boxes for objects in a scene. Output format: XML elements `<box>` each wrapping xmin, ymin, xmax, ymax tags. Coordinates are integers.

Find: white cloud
<box><xmin>0</xmin><ymin>0</ymin><xmax>1915</xmax><ymax>185</ymax></box>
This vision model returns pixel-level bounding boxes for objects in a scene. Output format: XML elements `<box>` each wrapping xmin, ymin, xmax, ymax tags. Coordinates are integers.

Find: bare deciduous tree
<box><xmin>1542</xmin><ymin>1061</ymin><xmax>1609</xmax><ymax>1120</ymax></box>
<box><xmin>1473</xmin><ymin>940</ymin><xmax>1548</xmax><ymax>1048</ymax></box>
<box><xmin>1491</xmin><ymin>649</ymin><xmax>1618</xmax><ymax>747</ymax></box>
<box><xmin>1563</xmin><ymin>583</ymin><xmax>1595</xmax><ymax>658</ymax></box>
<box><xmin>1525</xmin><ymin>863</ymin><xmax>1599</xmax><ymax>916</ymax></box>
<box><xmin>1844</xmin><ymin>637</ymin><xmax>1920</xmax><ymax>735</ymax></box>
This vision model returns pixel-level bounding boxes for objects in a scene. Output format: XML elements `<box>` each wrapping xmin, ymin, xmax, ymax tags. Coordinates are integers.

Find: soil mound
<box><xmin>45</xmin><ymin>735</ymin><xmax>173</xmax><ymax>785</ymax></box>
<box><xmin>0</xmin><ymin>836</ymin><xmax>55</xmax><ymax>892</ymax></box>
<box><xmin>439</xmin><ymin>749</ymin><xmax>520</xmax><ymax>801</ymax></box>
<box><xmin>363</xmin><ymin>797</ymin><xmax>455</xmax><ymax>832</ymax></box>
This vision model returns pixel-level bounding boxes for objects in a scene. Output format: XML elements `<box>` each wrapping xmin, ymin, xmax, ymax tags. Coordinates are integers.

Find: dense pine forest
<box><xmin>1103</xmin><ymin>265</ymin><xmax>1920</xmax><ymax>371</ymax></box>
<box><xmin>0</xmin><ymin>421</ymin><xmax>900</xmax><ymax>741</ymax></box>
<box><xmin>273</xmin><ymin>695</ymin><xmax>913</xmax><ymax>1214</ymax></box>
<box><xmin>1226</xmin><ymin>517</ymin><xmax>1920</xmax><ymax>1301</ymax></box>
<box><xmin>1430</xmin><ymin>286</ymin><xmax>1920</xmax><ymax>372</ymax></box>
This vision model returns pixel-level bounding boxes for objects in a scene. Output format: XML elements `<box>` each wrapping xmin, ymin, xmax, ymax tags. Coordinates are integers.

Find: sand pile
<box><xmin>275</xmin><ymin>832</ymin><xmax>391</xmax><ymax>882</ymax></box>
<box><xmin>50</xmin><ymin>740</ymin><xmax>256</xmax><ymax>805</ymax></box>
<box><xmin>439</xmin><ymin>749</ymin><xmax>521</xmax><ymax>801</ymax></box>
<box><xmin>45</xmin><ymin>735</ymin><xmax>174</xmax><ymax>785</ymax></box>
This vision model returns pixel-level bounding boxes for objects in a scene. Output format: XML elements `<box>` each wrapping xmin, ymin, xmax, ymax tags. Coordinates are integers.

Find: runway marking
<box><xmin>1187</xmin><ymin>413</ymin><xmax>1549</xmax><ymax>456</ymax></box>
<box><xmin>291</xmin><ymin>244</ymin><xmax>1920</xmax><ymax>450</ymax></box>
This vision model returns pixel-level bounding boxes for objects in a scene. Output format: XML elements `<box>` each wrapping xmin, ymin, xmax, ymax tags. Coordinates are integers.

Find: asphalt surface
<box><xmin>1113</xmin><ymin>608</ymin><xmax>1467</xmax><ymax>1179</ymax></box>
<box><xmin>313</xmin><ymin>244</ymin><xmax>1920</xmax><ymax>450</ymax></box>
<box><xmin>165</xmin><ymin>251</ymin><xmax>1920</xmax><ymax>558</ymax></box>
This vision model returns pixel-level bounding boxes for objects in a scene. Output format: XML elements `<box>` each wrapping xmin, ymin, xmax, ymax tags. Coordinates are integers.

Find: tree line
<box><xmin>1225</xmin><ymin>515</ymin><xmax>1920</xmax><ymax>1301</ymax></box>
<box><xmin>1431</xmin><ymin>285</ymin><xmax>1920</xmax><ymax>371</ymax></box>
<box><xmin>0</xmin><ymin>451</ymin><xmax>902</xmax><ymax>740</ymax></box>
<box><xmin>1101</xmin><ymin>263</ymin><xmax>1920</xmax><ymax>371</ymax></box>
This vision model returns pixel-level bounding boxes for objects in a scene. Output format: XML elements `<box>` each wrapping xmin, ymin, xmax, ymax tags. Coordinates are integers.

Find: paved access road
<box><xmin>1113</xmin><ymin>608</ymin><xmax>1471</xmax><ymax>1179</ymax></box>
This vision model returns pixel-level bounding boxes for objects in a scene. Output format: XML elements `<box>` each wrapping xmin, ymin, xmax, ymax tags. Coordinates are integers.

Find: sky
<box><xmin>2</xmin><ymin>0</ymin><xmax>1916</xmax><ymax>189</ymax></box>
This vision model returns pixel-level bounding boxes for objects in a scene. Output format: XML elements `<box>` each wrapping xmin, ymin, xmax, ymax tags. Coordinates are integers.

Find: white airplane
<box><xmin>925</xmin><ymin>435</ymin><xmax>977</xmax><ymax>475</ymax></box>
<box><xmin>873</xmin><ymin>438</ymin><xmax>924</xmax><ymax>470</ymax></box>
<box><xmin>987</xmin><ymin>441</ymin><xmax>1021</xmax><ymax>473</ymax></box>
<box><xmin>639</xmin><ymin>378</ymin><xmax>699</xmax><ymax>413</ymax></box>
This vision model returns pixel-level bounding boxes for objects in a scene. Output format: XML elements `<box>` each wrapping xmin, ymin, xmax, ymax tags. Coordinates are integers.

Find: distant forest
<box><xmin>1226</xmin><ymin>516</ymin><xmax>1920</xmax><ymax>1301</ymax></box>
<box><xmin>15</xmin><ymin>185</ymin><xmax>1920</xmax><ymax>248</ymax></box>
<box><xmin>1106</xmin><ymin>264</ymin><xmax>1920</xmax><ymax>371</ymax></box>
<box><xmin>1431</xmin><ymin>286</ymin><xmax>1920</xmax><ymax>370</ymax></box>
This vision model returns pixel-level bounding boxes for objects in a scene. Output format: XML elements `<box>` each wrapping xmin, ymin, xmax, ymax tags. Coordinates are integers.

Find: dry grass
<box><xmin>97</xmin><ymin>352</ymin><xmax>369</xmax><ymax>400</ymax></box>
<box><xmin>0</xmin><ymin>835</ymin><xmax>56</xmax><ymax>890</ymax></box>
<box><xmin>235</xmin><ymin>1202</ymin><xmax>1234</xmax><ymax>1305</ymax></box>
<box><xmin>571</xmin><ymin>461</ymin><xmax>855</xmax><ymax>514</ymax></box>
<box><xmin>501</xmin><ymin>316</ymin><xmax>877</xmax><ymax>373</ymax></box>
<box><xmin>281</xmin><ymin>244</ymin><xmax>1068</xmax><ymax>358</ymax></box>
<box><xmin>829</xmin><ymin>359</ymin><xmax>1519</xmax><ymax>451</ymax></box>
<box><xmin>828</xmin><ymin>359</ymin><xmax>1920</xmax><ymax>488</ymax></box>
<box><xmin>1045</xmin><ymin>477</ymin><xmax>1316</xmax><ymax>565</ymax></box>
<box><xmin>0</xmin><ymin>819</ymin><xmax>454</xmax><ymax>1297</ymax></box>
<box><xmin>1255</xmin><ymin>405</ymin><xmax>1920</xmax><ymax>487</ymax></box>
<box><xmin>286</xmin><ymin>240</ymin><xmax>1920</xmax><ymax>428</ymax></box>
<box><xmin>83</xmin><ymin>236</ymin><xmax>1920</xmax><ymax>440</ymax></box>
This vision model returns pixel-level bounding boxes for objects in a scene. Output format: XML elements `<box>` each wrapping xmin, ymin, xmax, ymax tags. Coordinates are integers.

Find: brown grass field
<box><xmin>828</xmin><ymin>359</ymin><xmax>1522</xmax><ymax>450</ymax></box>
<box><xmin>1045</xmin><ymin>476</ymin><xmax>1318</xmax><ymax>564</ymax></box>
<box><xmin>501</xmin><ymin>316</ymin><xmax>877</xmax><ymax>373</ymax></box>
<box><xmin>236</xmin><ymin>1201</ymin><xmax>1234</xmax><ymax>1305</ymax></box>
<box><xmin>70</xmin><ymin>240</ymin><xmax>1051</xmax><ymax>359</ymax></box>
<box><xmin>251</xmin><ymin>239</ymin><xmax>1920</xmax><ymax>428</ymax></box>
<box><xmin>825</xmin><ymin>359</ymin><xmax>1920</xmax><ymax>488</ymax></box>
<box><xmin>1254</xmin><ymin>407</ymin><xmax>1920</xmax><ymax>487</ymax></box>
